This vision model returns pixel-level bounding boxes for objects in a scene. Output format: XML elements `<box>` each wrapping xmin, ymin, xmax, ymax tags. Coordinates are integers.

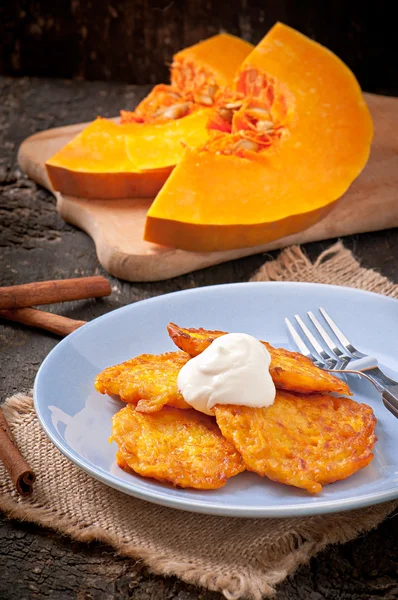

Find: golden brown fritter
<box><xmin>214</xmin><ymin>391</ymin><xmax>377</xmax><ymax>494</ymax></box>
<box><xmin>95</xmin><ymin>351</ymin><xmax>191</xmax><ymax>412</ymax></box>
<box><xmin>112</xmin><ymin>404</ymin><xmax>245</xmax><ymax>489</ymax></box>
<box><xmin>167</xmin><ymin>322</ymin><xmax>351</xmax><ymax>396</ymax></box>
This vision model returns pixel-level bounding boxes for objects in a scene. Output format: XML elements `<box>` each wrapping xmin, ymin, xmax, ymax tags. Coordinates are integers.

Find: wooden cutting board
<box><xmin>18</xmin><ymin>93</ymin><xmax>398</xmax><ymax>282</ymax></box>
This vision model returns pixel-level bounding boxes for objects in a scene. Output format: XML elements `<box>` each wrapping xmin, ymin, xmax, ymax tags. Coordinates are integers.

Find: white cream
<box><xmin>177</xmin><ymin>332</ymin><xmax>276</xmax><ymax>415</ymax></box>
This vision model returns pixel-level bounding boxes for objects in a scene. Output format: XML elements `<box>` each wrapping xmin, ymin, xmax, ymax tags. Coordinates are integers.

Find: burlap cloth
<box><xmin>1</xmin><ymin>241</ymin><xmax>397</xmax><ymax>600</ymax></box>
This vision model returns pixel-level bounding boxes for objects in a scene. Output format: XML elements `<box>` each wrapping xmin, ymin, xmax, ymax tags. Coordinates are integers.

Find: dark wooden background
<box><xmin>0</xmin><ymin>0</ymin><xmax>397</xmax><ymax>94</ymax></box>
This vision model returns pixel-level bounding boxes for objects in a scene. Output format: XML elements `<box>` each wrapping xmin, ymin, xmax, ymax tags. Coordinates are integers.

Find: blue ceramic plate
<box><xmin>34</xmin><ymin>282</ymin><xmax>398</xmax><ymax>517</ymax></box>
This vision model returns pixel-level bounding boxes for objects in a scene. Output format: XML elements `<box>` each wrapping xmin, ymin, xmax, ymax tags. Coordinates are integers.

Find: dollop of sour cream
<box><xmin>177</xmin><ymin>333</ymin><xmax>276</xmax><ymax>415</ymax></box>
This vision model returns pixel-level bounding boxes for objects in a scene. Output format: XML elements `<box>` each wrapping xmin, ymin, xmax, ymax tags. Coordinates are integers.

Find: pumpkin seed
<box><xmin>153</xmin><ymin>102</ymin><xmax>190</xmax><ymax>120</ymax></box>
<box><xmin>247</xmin><ymin>107</ymin><xmax>271</xmax><ymax>120</ymax></box>
<box><xmin>225</xmin><ymin>101</ymin><xmax>243</xmax><ymax>110</ymax></box>
<box><xmin>218</xmin><ymin>107</ymin><xmax>233</xmax><ymax>123</ymax></box>
<box><xmin>233</xmin><ymin>138</ymin><xmax>259</xmax><ymax>152</ymax></box>
<box><xmin>207</xmin><ymin>84</ymin><xmax>219</xmax><ymax>98</ymax></box>
<box><xmin>193</xmin><ymin>83</ymin><xmax>219</xmax><ymax>106</ymax></box>
<box><xmin>256</xmin><ymin>119</ymin><xmax>274</xmax><ymax>133</ymax></box>
<box><xmin>194</xmin><ymin>93</ymin><xmax>214</xmax><ymax>106</ymax></box>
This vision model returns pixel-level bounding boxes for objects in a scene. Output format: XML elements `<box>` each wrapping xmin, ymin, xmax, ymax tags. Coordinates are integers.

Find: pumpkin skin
<box><xmin>144</xmin><ymin>23</ymin><xmax>373</xmax><ymax>252</ymax></box>
<box><xmin>45</xmin><ymin>34</ymin><xmax>253</xmax><ymax>199</ymax></box>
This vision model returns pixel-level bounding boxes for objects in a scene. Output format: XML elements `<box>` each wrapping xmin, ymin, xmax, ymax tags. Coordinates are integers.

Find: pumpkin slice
<box><xmin>46</xmin><ymin>34</ymin><xmax>253</xmax><ymax>199</ymax></box>
<box><xmin>171</xmin><ymin>33</ymin><xmax>254</xmax><ymax>97</ymax></box>
<box><xmin>45</xmin><ymin>118</ymin><xmax>171</xmax><ymax>199</ymax></box>
<box><xmin>121</xmin><ymin>34</ymin><xmax>254</xmax><ymax>124</ymax></box>
<box><xmin>46</xmin><ymin>111</ymin><xmax>212</xmax><ymax>198</ymax></box>
<box><xmin>144</xmin><ymin>23</ymin><xmax>373</xmax><ymax>251</ymax></box>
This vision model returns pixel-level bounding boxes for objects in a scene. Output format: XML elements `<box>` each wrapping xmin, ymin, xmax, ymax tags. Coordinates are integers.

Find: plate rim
<box><xmin>33</xmin><ymin>281</ymin><xmax>398</xmax><ymax>518</ymax></box>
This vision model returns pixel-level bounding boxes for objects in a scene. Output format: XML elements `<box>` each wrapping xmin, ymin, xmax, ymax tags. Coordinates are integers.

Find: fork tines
<box><xmin>285</xmin><ymin>307</ymin><xmax>364</xmax><ymax>370</ymax></box>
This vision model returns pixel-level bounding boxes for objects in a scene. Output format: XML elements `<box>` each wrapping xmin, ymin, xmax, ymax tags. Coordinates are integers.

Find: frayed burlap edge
<box><xmin>252</xmin><ymin>240</ymin><xmax>398</xmax><ymax>298</ymax></box>
<box><xmin>0</xmin><ymin>241</ymin><xmax>397</xmax><ymax>600</ymax></box>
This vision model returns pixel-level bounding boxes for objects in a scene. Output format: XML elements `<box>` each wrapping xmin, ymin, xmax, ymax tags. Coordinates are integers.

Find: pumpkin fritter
<box><xmin>95</xmin><ymin>351</ymin><xmax>191</xmax><ymax>412</ymax></box>
<box><xmin>167</xmin><ymin>323</ymin><xmax>351</xmax><ymax>396</ymax></box>
<box><xmin>214</xmin><ymin>391</ymin><xmax>377</xmax><ymax>494</ymax></box>
<box><xmin>112</xmin><ymin>405</ymin><xmax>245</xmax><ymax>489</ymax></box>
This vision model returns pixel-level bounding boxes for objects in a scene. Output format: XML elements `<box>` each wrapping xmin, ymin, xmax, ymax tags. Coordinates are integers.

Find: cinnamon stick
<box><xmin>0</xmin><ymin>276</ymin><xmax>111</xmax><ymax>310</ymax></box>
<box><xmin>0</xmin><ymin>307</ymin><xmax>86</xmax><ymax>337</ymax></box>
<box><xmin>0</xmin><ymin>408</ymin><xmax>36</xmax><ymax>496</ymax></box>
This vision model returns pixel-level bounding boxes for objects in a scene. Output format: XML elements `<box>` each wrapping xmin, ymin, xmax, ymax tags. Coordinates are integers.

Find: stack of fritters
<box><xmin>95</xmin><ymin>323</ymin><xmax>377</xmax><ymax>493</ymax></box>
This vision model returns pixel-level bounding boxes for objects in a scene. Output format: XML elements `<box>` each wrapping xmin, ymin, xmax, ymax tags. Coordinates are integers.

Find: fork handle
<box><xmin>364</xmin><ymin>367</ymin><xmax>398</xmax><ymax>417</ymax></box>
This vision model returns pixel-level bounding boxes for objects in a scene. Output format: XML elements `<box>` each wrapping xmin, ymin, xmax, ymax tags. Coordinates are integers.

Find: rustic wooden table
<box><xmin>0</xmin><ymin>77</ymin><xmax>397</xmax><ymax>600</ymax></box>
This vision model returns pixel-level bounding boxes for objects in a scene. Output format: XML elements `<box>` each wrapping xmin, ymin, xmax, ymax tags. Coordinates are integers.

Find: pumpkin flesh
<box><xmin>45</xmin><ymin>118</ymin><xmax>172</xmax><ymax>199</ymax></box>
<box><xmin>144</xmin><ymin>23</ymin><xmax>373</xmax><ymax>251</ymax></box>
<box><xmin>45</xmin><ymin>34</ymin><xmax>253</xmax><ymax>199</ymax></box>
<box><xmin>171</xmin><ymin>33</ymin><xmax>254</xmax><ymax>95</ymax></box>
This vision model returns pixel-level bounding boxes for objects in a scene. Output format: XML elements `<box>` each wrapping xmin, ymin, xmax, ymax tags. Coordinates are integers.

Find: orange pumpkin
<box><xmin>45</xmin><ymin>34</ymin><xmax>253</xmax><ymax>199</ymax></box>
<box><xmin>144</xmin><ymin>23</ymin><xmax>373</xmax><ymax>251</ymax></box>
<box><xmin>121</xmin><ymin>33</ymin><xmax>254</xmax><ymax>125</ymax></box>
<box><xmin>46</xmin><ymin>111</ymin><xmax>212</xmax><ymax>199</ymax></box>
<box><xmin>171</xmin><ymin>33</ymin><xmax>255</xmax><ymax>96</ymax></box>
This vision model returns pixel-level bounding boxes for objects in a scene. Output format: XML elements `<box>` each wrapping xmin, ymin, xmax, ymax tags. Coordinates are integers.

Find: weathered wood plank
<box><xmin>0</xmin><ymin>1</ymin><xmax>397</xmax><ymax>94</ymax></box>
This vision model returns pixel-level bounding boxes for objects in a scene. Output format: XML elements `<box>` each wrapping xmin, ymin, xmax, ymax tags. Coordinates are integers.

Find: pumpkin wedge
<box><xmin>45</xmin><ymin>34</ymin><xmax>253</xmax><ymax>199</ymax></box>
<box><xmin>121</xmin><ymin>33</ymin><xmax>254</xmax><ymax>125</ymax></box>
<box><xmin>46</xmin><ymin>111</ymin><xmax>212</xmax><ymax>198</ymax></box>
<box><xmin>171</xmin><ymin>33</ymin><xmax>255</xmax><ymax>96</ymax></box>
<box><xmin>144</xmin><ymin>23</ymin><xmax>373</xmax><ymax>252</ymax></box>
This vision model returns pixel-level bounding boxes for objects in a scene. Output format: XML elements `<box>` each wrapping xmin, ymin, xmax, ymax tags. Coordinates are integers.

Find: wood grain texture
<box><xmin>1</xmin><ymin>1</ymin><xmax>397</xmax><ymax>95</ymax></box>
<box><xmin>0</xmin><ymin>308</ymin><xmax>86</xmax><ymax>336</ymax></box>
<box><xmin>18</xmin><ymin>93</ymin><xmax>398</xmax><ymax>282</ymax></box>
<box><xmin>1</xmin><ymin>76</ymin><xmax>397</xmax><ymax>600</ymax></box>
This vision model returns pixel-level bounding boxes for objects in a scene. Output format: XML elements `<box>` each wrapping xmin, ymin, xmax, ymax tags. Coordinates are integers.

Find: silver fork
<box><xmin>285</xmin><ymin>307</ymin><xmax>398</xmax><ymax>419</ymax></box>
